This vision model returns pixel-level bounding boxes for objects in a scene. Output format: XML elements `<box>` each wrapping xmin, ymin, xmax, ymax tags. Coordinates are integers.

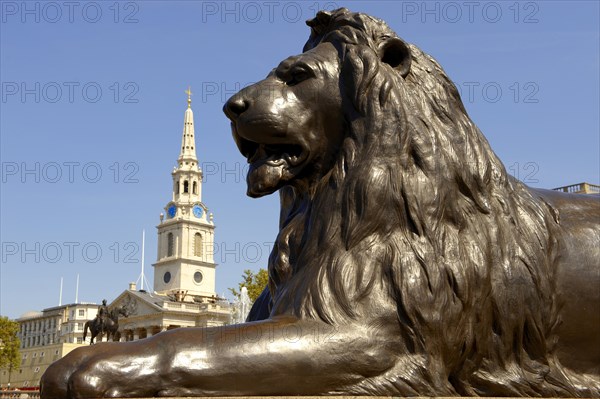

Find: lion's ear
<box><xmin>379</xmin><ymin>38</ymin><xmax>411</xmax><ymax>78</ymax></box>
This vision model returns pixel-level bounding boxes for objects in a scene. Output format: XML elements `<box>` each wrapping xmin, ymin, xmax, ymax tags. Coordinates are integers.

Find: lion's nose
<box><xmin>223</xmin><ymin>94</ymin><xmax>249</xmax><ymax>120</ymax></box>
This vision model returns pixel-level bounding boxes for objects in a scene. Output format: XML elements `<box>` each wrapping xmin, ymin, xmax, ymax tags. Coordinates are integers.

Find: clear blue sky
<box><xmin>1</xmin><ymin>1</ymin><xmax>598</xmax><ymax>319</ymax></box>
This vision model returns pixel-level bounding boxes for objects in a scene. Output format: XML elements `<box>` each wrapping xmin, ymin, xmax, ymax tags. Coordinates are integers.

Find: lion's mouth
<box><xmin>245</xmin><ymin>142</ymin><xmax>305</xmax><ymax>167</ymax></box>
<box><xmin>237</xmin><ymin>137</ymin><xmax>308</xmax><ymax>197</ymax></box>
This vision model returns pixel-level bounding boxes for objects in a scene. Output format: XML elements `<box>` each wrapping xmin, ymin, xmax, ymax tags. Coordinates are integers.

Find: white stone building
<box><xmin>108</xmin><ymin>90</ymin><xmax>231</xmax><ymax>339</ymax></box>
<box><xmin>1</xmin><ymin>302</ymin><xmax>98</xmax><ymax>389</ymax></box>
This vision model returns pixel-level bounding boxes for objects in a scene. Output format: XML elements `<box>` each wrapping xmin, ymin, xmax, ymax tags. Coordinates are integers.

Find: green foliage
<box><xmin>0</xmin><ymin>316</ymin><xmax>20</xmax><ymax>371</ymax></box>
<box><xmin>229</xmin><ymin>268</ymin><xmax>269</xmax><ymax>303</ymax></box>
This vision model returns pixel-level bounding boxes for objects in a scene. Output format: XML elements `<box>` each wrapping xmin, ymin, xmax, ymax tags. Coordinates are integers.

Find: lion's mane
<box><xmin>262</xmin><ymin>8</ymin><xmax>597</xmax><ymax>397</ymax></box>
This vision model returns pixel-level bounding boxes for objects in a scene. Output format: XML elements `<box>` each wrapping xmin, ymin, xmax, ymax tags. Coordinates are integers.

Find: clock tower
<box><xmin>152</xmin><ymin>89</ymin><xmax>216</xmax><ymax>299</ymax></box>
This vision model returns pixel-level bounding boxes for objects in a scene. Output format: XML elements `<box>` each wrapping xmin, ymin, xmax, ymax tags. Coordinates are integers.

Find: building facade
<box><xmin>1</xmin><ymin>303</ymin><xmax>98</xmax><ymax>389</ymax></box>
<box><xmin>553</xmin><ymin>182</ymin><xmax>600</xmax><ymax>195</ymax></box>
<box><xmin>109</xmin><ymin>283</ymin><xmax>230</xmax><ymax>342</ymax></box>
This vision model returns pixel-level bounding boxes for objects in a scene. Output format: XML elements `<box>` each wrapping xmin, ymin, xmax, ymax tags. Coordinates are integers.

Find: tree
<box><xmin>229</xmin><ymin>268</ymin><xmax>269</xmax><ymax>303</ymax></box>
<box><xmin>0</xmin><ymin>316</ymin><xmax>20</xmax><ymax>388</ymax></box>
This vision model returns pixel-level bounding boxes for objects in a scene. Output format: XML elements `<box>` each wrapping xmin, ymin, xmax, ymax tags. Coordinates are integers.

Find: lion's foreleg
<box><xmin>49</xmin><ymin>316</ymin><xmax>399</xmax><ymax>397</ymax></box>
<box><xmin>156</xmin><ymin>316</ymin><xmax>398</xmax><ymax>396</ymax></box>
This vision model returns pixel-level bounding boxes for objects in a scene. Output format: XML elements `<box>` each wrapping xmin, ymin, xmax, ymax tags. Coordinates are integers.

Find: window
<box><xmin>40</xmin><ymin>352</ymin><xmax>44</xmax><ymax>357</ymax></box>
<box><xmin>194</xmin><ymin>271</ymin><xmax>203</xmax><ymax>284</ymax></box>
<box><xmin>183</xmin><ymin>180</ymin><xmax>189</xmax><ymax>193</ymax></box>
<box><xmin>33</xmin><ymin>353</ymin><xmax>37</xmax><ymax>358</ymax></box>
<box><xmin>55</xmin><ymin>350</ymin><xmax>59</xmax><ymax>355</ymax></box>
<box><xmin>167</xmin><ymin>233</ymin><xmax>174</xmax><ymax>257</ymax></box>
<box><xmin>194</xmin><ymin>233</ymin><xmax>202</xmax><ymax>257</ymax></box>
<box><xmin>77</xmin><ymin>323</ymin><xmax>83</xmax><ymax>331</ymax></box>
<box><xmin>77</xmin><ymin>337</ymin><xmax>83</xmax><ymax>344</ymax></box>
<box><xmin>192</xmin><ymin>181</ymin><xmax>197</xmax><ymax>194</ymax></box>
<box><xmin>34</xmin><ymin>367</ymin><xmax>40</xmax><ymax>373</ymax></box>
<box><xmin>78</xmin><ymin>309</ymin><xmax>85</xmax><ymax>317</ymax></box>
<box><xmin>163</xmin><ymin>271</ymin><xmax>171</xmax><ymax>284</ymax></box>
<box><xmin>175</xmin><ymin>180</ymin><xmax>180</xmax><ymax>194</ymax></box>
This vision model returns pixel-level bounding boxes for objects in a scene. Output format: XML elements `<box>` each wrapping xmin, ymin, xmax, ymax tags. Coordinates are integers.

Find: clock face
<box><xmin>192</xmin><ymin>205</ymin><xmax>204</xmax><ymax>218</ymax></box>
<box><xmin>167</xmin><ymin>205</ymin><xmax>176</xmax><ymax>218</ymax></box>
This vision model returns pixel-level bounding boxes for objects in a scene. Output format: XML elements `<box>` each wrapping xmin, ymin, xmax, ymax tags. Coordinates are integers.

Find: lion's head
<box><xmin>224</xmin><ymin>41</ymin><xmax>346</xmax><ymax>197</ymax></box>
<box><xmin>225</xmin><ymin>8</ymin><xmax>594</xmax><ymax>397</ymax></box>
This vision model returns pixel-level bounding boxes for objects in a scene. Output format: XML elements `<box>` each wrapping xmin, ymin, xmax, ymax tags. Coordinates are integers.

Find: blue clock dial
<box><xmin>193</xmin><ymin>205</ymin><xmax>204</xmax><ymax>218</ymax></box>
<box><xmin>167</xmin><ymin>205</ymin><xmax>176</xmax><ymax>218</ymax></box>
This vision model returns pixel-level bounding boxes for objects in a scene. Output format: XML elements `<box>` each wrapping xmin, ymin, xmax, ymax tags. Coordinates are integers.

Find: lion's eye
<box><xmin>286</xmin><ymin>68</ymin><xmax>312</xmax><ymax>86</ymax></box>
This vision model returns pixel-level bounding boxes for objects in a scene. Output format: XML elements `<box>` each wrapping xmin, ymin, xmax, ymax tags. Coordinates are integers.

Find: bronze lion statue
<box><xmin>41</xmin><ymin>8</ymin><xmax>599</xmax><ymax>398</ymax></box>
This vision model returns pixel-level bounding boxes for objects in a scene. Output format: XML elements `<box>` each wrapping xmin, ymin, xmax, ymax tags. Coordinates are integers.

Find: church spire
<box><xmin>179</xmin><ymin>87</ymin><xmax>197</xmax><ymax>164</ymax></box>
<box><xmin>171</xmin><ymin>87</ymin><xmax>203</xmax><ymax>204</ymax></box>
<box><xmin>153</xmin><ymin>89</ymin><xmax>216</xmax><ymax>299</ymax></box>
